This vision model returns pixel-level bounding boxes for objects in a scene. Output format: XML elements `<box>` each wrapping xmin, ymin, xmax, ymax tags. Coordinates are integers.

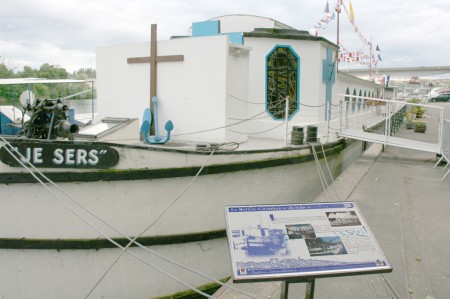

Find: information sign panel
<box><xmin>225</xmin><ymin>202</ymin><xmax>392</xmax><ymax>281</ymax></box>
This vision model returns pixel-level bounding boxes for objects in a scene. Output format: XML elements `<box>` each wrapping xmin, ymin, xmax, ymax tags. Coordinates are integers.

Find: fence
<box><xmin>332</xmin><ymin>95</ymin><xmax>444</xmax><ymax>154</ymax></box>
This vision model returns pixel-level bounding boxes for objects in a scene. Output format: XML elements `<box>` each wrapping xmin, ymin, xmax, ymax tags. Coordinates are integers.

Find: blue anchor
<box><xmin>140</xmin><ymin>96</ymin><xmax>173</xmax><ymax>144</ymax></box>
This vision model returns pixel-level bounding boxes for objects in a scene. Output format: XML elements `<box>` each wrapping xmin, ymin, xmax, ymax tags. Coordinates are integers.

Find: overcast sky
<box><xmin>1</xmin><ymin>0</ymin><xmax>449</xmax><ymax>73</ymax></box>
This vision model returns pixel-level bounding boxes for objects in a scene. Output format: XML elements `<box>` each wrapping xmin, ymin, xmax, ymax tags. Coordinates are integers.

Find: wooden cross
<box><xmin>127</xmin><ymin>24</ymin><xmax>184</xmax><ymax>133</ymax></box>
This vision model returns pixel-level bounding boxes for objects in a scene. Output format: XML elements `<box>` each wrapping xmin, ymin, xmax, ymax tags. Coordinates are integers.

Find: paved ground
<box><xmin>215</xmin><ymin>103</ymin><xmax>450</xmax><ymax>299</ymax></box>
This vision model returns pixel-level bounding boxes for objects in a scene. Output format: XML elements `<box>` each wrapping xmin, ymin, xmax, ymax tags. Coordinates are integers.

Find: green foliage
<box><xmin>413</xmin><ymin>120</ymin><xmax>427</xmax><ymax>133</ymax></box>
<box><xmin>0</xmin><ymin>63</ymin><xmax>96</xmax><ymax>106</ymax></box>
<box><xmin>20</xmin><ymin>66</ymin><xmax>38</xmax><ymax>78</ymax></box>
<box><xmin>0</xmin><ymin>63</ymin><xmax>15</xmax><ymax>78</ymax></box>
<box><xmin>36</xmin><ymin>63</ymin><xmax>68</xmax><ymax>79</ymax></box>
<box><xmin>413</xmin><ymin>120</ymin><xmax>427</xmax><ymax>128</ymax></box>
<box><xmin>408</xmin><ymin>98</ymin><xmax>421</xmax><ymax>104</ymax></box>
<box><xmin>411</xmin><ymin>106</ymin><xmax>425</xmax><ymax>115</ymax></box>
<box><xmin>72</xmin><ymin>68</ymin><xmax>96</xmax><ymax>80</ymax></box>
<box><xmin>405</xmin><ymin>112</ymin><xmax>413</xmax><ymax>121</ymax></box>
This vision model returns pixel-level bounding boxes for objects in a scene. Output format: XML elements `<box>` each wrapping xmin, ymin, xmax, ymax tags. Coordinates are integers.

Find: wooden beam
<box><xmin>150</xmin><ymin>24</ymin><xmax>157</xmax><ymax>103</ymax></box>
<box><xmin>127</xmin><ymin>55</ymin><xmax>184</xmax><ymax>64</ymax></box>
<box><xmin>126</xmin><ymin>24</ymin><xmax>184</xmax><ymax>136</ymax></box>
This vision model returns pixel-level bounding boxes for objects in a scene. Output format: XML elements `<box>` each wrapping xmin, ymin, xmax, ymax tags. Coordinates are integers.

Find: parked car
<box><xmin>430</xmin><ymin>94</ymin><xmax>450</xmax><ymax>102</ymax></box>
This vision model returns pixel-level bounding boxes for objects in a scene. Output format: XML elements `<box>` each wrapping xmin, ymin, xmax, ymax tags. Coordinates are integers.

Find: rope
<box><xmin>320</xmin><ymin>143</ymin><xmax>341</xmax><ymax>201</ymax></box>
<box><xmin>84</xmin><ymin>149</ymin><xmax>218</xmax><ymax>298</ymax></box>
<box><xmin>0</xmin><ymin>139</ymin><xmax>214</xmax><ymax>298</ymax></box>
<box><xmin>227</xmin><ymin>115</ymin><xmax>271</xmax><ymax>121</ymax></box>
<box><xmin>228</xmin><ymin>93</ymin><xmax>330</xmax><ymax>108</ymax></box>
<box><xmin>172</xmin><ymin>110</ymin><xmax>268</xmax><ymax>137</ymax></box>
<box><xmin>228</xmin><ymin>94</ymin><xmax>264</xmax><ymax>105</ymax></box>
<box><xmin>309</xmin><ymin>142</ymin><xmax>331</xmax><ymax>201</ymax></box>
<box><xmin>228</xmin><ymin>121</ymin><xmax>286</xmax><ymax>135</ymax></box>
<box><xmin>0</xmin><ymin>138</ymin><xmax>258</xmax><ymax>299</ymax></box>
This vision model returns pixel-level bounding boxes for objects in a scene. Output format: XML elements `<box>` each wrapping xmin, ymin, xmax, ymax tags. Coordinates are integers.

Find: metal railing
<box><xmin>333</xmin><ymin>95</ymin><xmax>444</xmax><ymax>154</ymax></box>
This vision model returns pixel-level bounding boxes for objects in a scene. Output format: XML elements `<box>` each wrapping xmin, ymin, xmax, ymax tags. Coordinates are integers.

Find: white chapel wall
<box><xmin>242</xmin><ymin>37</ymin><xmax>328</xmax><ymax>140</ymax></box>
<box><xmin>96</xmin><ymin>35</ymin><xmax>230</xmax><ymax>143</ymax></box>
<box><xmin>225</xmin><ymin>45</ymin><xmax>250</xmax><ymax>143</ymax></box>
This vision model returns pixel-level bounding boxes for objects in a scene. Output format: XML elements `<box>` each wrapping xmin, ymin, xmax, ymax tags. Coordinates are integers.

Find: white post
<box><xmin>285</xmin><ymin>96</ymin><xmax>289</xmax><ymax>146</ymax></box>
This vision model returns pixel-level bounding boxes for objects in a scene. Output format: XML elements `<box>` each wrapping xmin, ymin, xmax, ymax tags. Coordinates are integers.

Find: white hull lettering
<box><xmin>0</xmin><ymin>143</ymin><xmax>118</xmax><ymax>168</ymax></box>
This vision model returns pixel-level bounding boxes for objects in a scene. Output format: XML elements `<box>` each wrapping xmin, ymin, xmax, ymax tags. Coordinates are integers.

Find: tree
<box><xmin>72</xmin><ymin>67</ymin><xmax>96</xmax><ymax>79</ymax></box>
<box><xmin>0</xmin><ymin>62</ymin><xmax>96</xmax><ymax>104</ymax></box>
<box><xmin>20</xmin><ymin>66</ymin><xmax>38</xmax><ymax>78</ymax></box>
<box><xmin>0</xmin><ymin>63</ymin><xmax>15</xmax><ymax>78</ymax></box>
<box><xmin>37</xmin><ymin>63</ymin><xmax>68</xmax><ymax>79</ymax></box>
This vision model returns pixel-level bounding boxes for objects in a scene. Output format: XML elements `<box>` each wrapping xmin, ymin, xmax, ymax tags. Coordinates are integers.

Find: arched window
<box><xmin>266</xmin><ymin>45</ymin><xmax>300</xmax><ymax>120</ymax></box>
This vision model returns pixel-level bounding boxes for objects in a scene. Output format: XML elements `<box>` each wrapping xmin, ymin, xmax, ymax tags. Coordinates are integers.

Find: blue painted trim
<box><xmin>265</xmin><ymin>45</ymin><xmax>300</xmax><ymax>121</ymax></box>
<box><xmin>0</xmin><ymin>111</ymin><xmax>20</xmax><ymax>135</ymax></box>
<box><xmin>322</xmin><ymin>48</ymin><xmax>336</xmax><ymax>120</ymax></box>
<box><xmin>226</xmin><ymin>32</ymin><xmax>243</xmax><ymax>45</ymax></box>
<box><xmin>192</xmin><ymin>20</ymin><xmax>220</xmax><ymax>37</ymax></box>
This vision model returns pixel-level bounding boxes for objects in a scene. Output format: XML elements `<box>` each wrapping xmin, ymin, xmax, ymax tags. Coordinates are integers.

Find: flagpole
<box><xmin>369</xmin><ymin>35</ymin><xmax>372</xmax><ymax>79</ymax></box>
<box><xmin>336</xmin><ymin>2</ymin><xmax>341</xmax><ymax>73</ymax></box>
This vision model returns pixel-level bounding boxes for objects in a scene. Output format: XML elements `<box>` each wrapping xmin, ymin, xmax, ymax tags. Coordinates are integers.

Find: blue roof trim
<box><xmin>192</xmin><ymin>20</ymin><xmax>220</xmax><ymax>37</ymax></box>
<box><xmin>225</xmin><ymin>32</ymin><xmax>244</xmax><ymax>45</ymax></box>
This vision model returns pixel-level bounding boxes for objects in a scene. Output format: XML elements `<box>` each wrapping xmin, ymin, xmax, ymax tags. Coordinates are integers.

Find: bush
<box><xmin>408</xmin><ymin>98</ymin><xmax>421</xmax><ymax>104</ymax></box>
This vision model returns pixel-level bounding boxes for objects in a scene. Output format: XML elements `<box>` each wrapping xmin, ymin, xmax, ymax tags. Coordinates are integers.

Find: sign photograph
<box><xmin>225</xmin><ymin>202</ymin><xmax>391</xmax><ymax>281</ymax></box>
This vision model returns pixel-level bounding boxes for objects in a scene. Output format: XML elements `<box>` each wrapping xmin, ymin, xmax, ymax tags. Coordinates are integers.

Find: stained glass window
<box><xmin>266</xmin><ymin>46</ymin><xmax>299</xmax><ymax>120</ymax></box>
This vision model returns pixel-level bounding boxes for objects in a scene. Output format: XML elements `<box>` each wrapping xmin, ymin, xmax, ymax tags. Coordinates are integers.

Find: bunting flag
<box><xmin>340</xmin><ymin>1</ymin><xmax>369</xmax><ymax>47</ymax></box>
<box><xmin>339</xmin><ymin>0</ymin><xmax>382</xmax><ymax>66</ymax></box>
<box><xmin>338</xmin><ymin>42</ymin><xmax>375</xmax><ymax>65</ymax></box>
<box><xmin>324</xmin><ymin>0</ymin><xmax>330</xmax><ymax>13</ymax></box>
<box><xmin>311</xmin><ymin>0</ymin><xmax>336</xmax><ymax>32</ymax></box>
<box><xmin>349</xmin><ymin>1</ymin><xmax>355</xmax><ymax>23</ymax></box>
<box><xmin>376</xmin><ymin>44</ymin><xmax>380</xmax><ymax>51</ymax></box>
<box><xmin>378</xmin><ymin>54</ymin><xmax>382</xmax><ymax>62</ymax></box>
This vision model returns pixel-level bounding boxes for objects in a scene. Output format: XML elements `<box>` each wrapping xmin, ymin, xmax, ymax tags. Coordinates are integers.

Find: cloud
<box><xmin>0</xmin><ymin>0</ymin><xmax>449</xmax><ymax>72</ymax></box>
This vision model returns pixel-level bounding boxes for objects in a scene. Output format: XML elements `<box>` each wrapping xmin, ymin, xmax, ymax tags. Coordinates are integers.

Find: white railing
<box><xmin>332</xmin><ymin>95</ymin><xmax>444</xmax><ymax>154</ymax></box>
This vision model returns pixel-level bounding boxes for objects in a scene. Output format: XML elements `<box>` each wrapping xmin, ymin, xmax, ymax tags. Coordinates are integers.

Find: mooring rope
<box><xmin>0</xmin><ymin>139</ymin><xmax>216</xmax><ymax>298</ymax></box>
<box><xmin>0</xmin><ymin>137</ymin><xmax>259</xmax><ymax>299</ymax></box>
<box><xmin>309</xmin><ymin>142</ymin><xmax>331</xmax><ymax>201</ymax></box>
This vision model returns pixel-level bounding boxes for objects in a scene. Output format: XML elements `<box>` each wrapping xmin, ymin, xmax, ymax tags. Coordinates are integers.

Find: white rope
<box><xmin>172</xmin><ymin>110</ymin><xmax>268</xmax><ymax>137</ymax></box>
<box><xmin>227</xmin><ymin>94</ymin><xmax>265</xmax><ymax>105</ymax></box>
<box><xmin>0</xmin><ymin>139</ymin><xmax>213</xmax><ymax>298</ymax></box>
<box><xmin>0</xmin><ymin>138</ymin><xmax>258</xmax><ymax>299</ymax></box>
<box><xmin>85</xmin><ymin>144</ymin><xmax>254</xmax><ymax>299</ymax></box>
<box><xmin>309</xmin><ymin>142</ymin><xmax>331</xmax><ymax>201</ymax></box>
<box><xmin>227</xmin><ymin>121</ymin><xmax>286</xmax><ymax>135</ymax></box>
<box><xmin>84</xmin><ymin>149</ymin><xmax>218</xmax><ymax>298</ymax></box>
<box><xmin>320</xmin><ymin>143</ymin><xmax>342</xmax><ymax>201</ymax></box>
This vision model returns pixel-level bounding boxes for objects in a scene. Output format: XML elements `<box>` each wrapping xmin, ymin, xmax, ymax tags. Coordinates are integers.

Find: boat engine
<box><xmin>19</xmin><ymin>99</ymin><xmax>79</xmax><ymax>140</ymax></box>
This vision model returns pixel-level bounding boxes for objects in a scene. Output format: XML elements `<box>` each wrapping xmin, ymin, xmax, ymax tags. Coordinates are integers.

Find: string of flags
<box><xmin>315</xmin><ymin>1</ymin><xmax>336</xmax><ymax>29</ymax></box>
<box><xmin>309</xmin><ymin>1</ymin><xmax>382</xmax><ymax>67</ymax></box>
<box><xmin>309</xmin><ymin>1</ymin><xmax>336</xmax><ymax>36</ymax></box>
<box><xmin>339</xmin><ymin>42</ymin><xmax>382</xmax><ymax>66</ymax></box>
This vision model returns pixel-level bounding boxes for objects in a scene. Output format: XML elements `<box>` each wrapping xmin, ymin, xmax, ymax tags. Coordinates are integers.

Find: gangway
<box><xmin>333</xmin><ymin>95</ymin><xmax>444</xmax><ymax>154</ymax></box>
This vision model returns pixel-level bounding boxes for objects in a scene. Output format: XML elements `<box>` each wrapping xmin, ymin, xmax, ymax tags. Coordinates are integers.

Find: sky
<box><xmin>1</xmin><ymin>0</ymin><xmax>449</xmax><ymax>73</ymax></box>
